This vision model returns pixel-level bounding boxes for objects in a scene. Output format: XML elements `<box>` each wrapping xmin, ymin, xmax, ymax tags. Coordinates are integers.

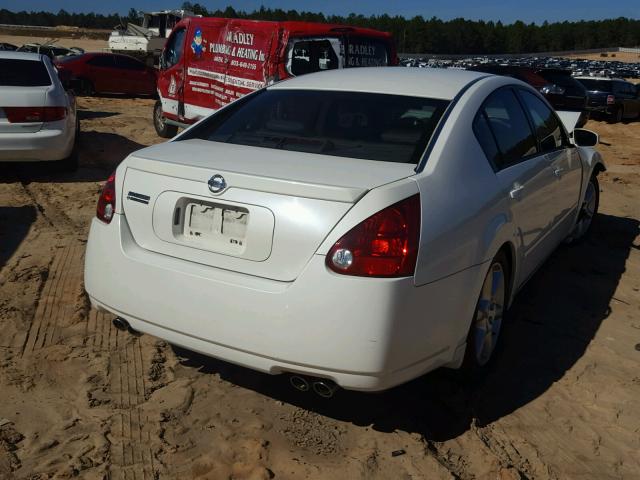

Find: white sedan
<box><xmin>84</xmin><ymin>67</ymin><xmax>604</xmax><ymax>394</ymax></box>
<box><xmin>0</xmin><ymin>51</ymin><xmax>78</xmax><ymax>169</ymax></box>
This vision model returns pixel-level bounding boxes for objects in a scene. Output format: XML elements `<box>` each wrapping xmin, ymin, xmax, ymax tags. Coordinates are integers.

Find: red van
<box><xmin>153</xmin><ymin>17</ymin><xmax>397</xmax><ymax>137</ymax></box>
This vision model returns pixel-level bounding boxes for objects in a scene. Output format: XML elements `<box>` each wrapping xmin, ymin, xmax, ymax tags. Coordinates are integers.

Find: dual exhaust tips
<box><xmin>112</xmin><ymin>317</ymin><xmax>142</xmax><ymax>336</ymax></box>
<box><xmin>289</xmin><ymin>375</ymin><xmax>338</xmax><ymax>398</ymax></box>
<box><xmin>114</xmin><ymin>317</ymin><xmax>337</xmax><ymax>398</ymax></box>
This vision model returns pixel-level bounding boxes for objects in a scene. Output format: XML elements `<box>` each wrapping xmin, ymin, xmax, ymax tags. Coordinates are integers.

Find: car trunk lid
<box><xmin>121</xmin><ymin>139</ymin><xmax>416</xmax><ymax>281</ymax></box>
<box><xmin>0</xmin><ymin>87</ymin><xmax>50</xmax><ymax>133</ymax></box>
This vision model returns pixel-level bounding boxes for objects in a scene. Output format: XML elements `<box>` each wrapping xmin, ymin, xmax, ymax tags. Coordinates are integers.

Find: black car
<box><xmin>575</xmin><ymin>77</ymin><xmax>640</xmax><ymax>123</ymax></box>
<box><xmin>536</xmin><ymin>69</ymin><xmax>589</xmax><ymax>112</ymax></box>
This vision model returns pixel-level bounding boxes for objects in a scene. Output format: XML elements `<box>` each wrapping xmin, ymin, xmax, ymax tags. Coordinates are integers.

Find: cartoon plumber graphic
<box><xmin>191</xmin><ymin>28</ymin><xmax>205</xmax><ymax>58</ymax></box>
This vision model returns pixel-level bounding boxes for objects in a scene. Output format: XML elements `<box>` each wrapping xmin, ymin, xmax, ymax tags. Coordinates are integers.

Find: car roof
<box><xmin>0</xmin><ymin>51</ymin><xmax>43</xmax><ymax>61</ymax></box>
<box><xmin>268</xmin><ymin>67</ymin><xmax>489</xmax><ymax>100</ymax></box>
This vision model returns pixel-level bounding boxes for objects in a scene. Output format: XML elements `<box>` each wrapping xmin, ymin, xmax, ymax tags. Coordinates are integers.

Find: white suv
<box><xmin>0</xmin><ymin>51</ymin><xmax>78</xmax><ymax>170</ymax></box>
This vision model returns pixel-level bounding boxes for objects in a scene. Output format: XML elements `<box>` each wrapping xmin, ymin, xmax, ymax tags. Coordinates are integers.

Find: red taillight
<box><xmin>326</xmin><ymin>194</ymin><xmax>421</xmax><ymax>277</ymax></box>
<box><xmin>3</xmin><ymin>106</ymin><xmax>67</xmax><ymax>123</ymax></box>
<box><xmin>96</xmin><ymin>172</ymin><xmax>116</xmax><ymax>224</ymax></box>
<box><xmin>606</xmin><ymin>95</ymin><xmax>615</xmax><ymax>105</ymax></box>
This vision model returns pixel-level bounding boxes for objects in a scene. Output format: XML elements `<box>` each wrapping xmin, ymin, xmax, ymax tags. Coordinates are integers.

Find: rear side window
<box><xmin>0</xmin><ymin>59</ymin><xmax>51</xmax><ymax>86</ymax></box>
<box><xmin>87</xmin><ymin>55</ymin><xmax>115</xmax><ymax>67</ymax></box>
<box><xmin>519</xmin><ymin>91</ymin><xmax>567</xmax><ymax>153</ymax></box>
<box><xmin>478</xmin><ymin>88</ymin><xmax>537</xmax><ymax>168</ymax></box>
<box><xmin>115</xmin><ymin>56</ymin><xmax>145</xmax><ymax>71</ymax></box>
<box><xmin>181</xmin><ymin>89</ymin><xmax>449</xmax><ymax>164</ymax></box>
<box><xmin>472</xmin><ymin>113</ymin><xmax>500</xmax><ymax>168</ymax></box>
<box><xmin>577</xmin><ymin>79</ymin><xmax>612</xmax><ymax>92</ymax></box>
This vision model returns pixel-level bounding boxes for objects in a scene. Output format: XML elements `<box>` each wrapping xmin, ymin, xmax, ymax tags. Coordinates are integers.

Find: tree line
<box><xmin>1</xmin><ymin>5</ymin><xmax>639</xmax><ymax>54</ymax></box>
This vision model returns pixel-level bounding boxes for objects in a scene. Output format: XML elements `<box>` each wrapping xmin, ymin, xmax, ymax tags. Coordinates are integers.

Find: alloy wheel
<box><xmin>473</xmin><ymin>262</ymin><xmax>505</xmax><ymax>366</ymax></box>
<box><xmin>572</xmin><ymin>177</ymin><xmax>598</xmax><ymax>240</ymax></box>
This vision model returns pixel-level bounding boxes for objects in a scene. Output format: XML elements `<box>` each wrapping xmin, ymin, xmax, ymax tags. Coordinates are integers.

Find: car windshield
<box><xmin>181</xmin><ymin>90</ymin><xmax>449</xmax><ymax>164</ymax></box>
<box><xmin>0</xmin><ymin>59</ymin><xmax>51</xmax><ymax>86</ymax></box>
<box><xmin>577</xmin><ymin>79</ymin><xmax>613</xmax><ymax>91</ymax></box>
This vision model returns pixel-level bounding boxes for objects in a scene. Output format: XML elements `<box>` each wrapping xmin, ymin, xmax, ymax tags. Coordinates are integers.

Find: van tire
<box><xmin>154</xmin><ymin>100</ymin><xmax>178</xmax><ymax>138</ymax></box>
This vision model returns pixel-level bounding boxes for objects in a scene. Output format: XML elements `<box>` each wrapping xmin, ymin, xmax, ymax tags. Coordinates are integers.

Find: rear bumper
<box><xmin>0</xmin><ymin>121</ymin><xmax>74</xmax><ymax>162</ymax></box>
<box><xmin>85</xmin><ymin>214</ymin><xmax>484</xmax><ymax>391</ymax></box>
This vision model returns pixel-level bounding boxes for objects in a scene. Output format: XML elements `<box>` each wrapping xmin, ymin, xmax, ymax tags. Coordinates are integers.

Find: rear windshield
<box><xmin>0</xmin><ymin>59</ymin><xmax>51</xmax><ymax>86</ymax></box>
<box><xmin>181</xmin><ymin>90</ymin><xmax>449</xmax><ymax>164</ymax></box>
<box><xmin>577</xmin><ymin>79</ymin><xmax>613</xmax><ymax>92</ymax></box>
<box><xmin>539</xmin><ymin>71</ymin><xmax>582</xmax><ymax>88</ymax></box>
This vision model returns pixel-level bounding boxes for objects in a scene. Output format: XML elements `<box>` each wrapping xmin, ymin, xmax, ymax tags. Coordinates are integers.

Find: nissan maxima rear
<box><xmin>85</xmin><ymin>68</ymin><xmax>603</xmax><ymax>392</ymax></box>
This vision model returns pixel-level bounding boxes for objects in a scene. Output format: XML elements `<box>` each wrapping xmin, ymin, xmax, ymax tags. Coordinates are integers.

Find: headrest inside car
<box><xmin>265</xmin><ymin>119</ymin><xmax>305</xmax><ymax>134</ymax></box>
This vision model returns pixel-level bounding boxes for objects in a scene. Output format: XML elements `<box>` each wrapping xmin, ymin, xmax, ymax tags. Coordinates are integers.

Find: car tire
<box><xmin>57</xmin><ymin>148</ymin><xmax>79</xmax><ymax>172</ymax></box>
<box><xmin>52</xmin><ymin>119</ymin><xmax>80</xmax><ymax>173</ymax></box>
<box><xmin>566</xmin><ymin>174</ymin><xmax>599</xmax><ymax>243</ymax></box>
<box><xmin>462</xmin><ymin>251</ymin><xmax>510</xmax><ymax>373</ymax></box>
<box><xmin>154</xmin><ymin>100</ymin><xmax>178</xmax><ymax>138</ymax></box>
<box><xmin>609</xmin><ymin>107</ymin><xmax>623</xmax><ymax>123</ymax></box>
<box><xmin>79</xmin><ymin>78</ymin><xmax>95</xmax><ymax>97</ymax></box>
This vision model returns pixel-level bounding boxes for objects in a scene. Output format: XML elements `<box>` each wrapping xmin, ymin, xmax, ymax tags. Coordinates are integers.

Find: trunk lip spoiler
<box><xmin>124</xmin><ymin>161</ymin><xmax>370</xmax><ymax>204</ymax></box>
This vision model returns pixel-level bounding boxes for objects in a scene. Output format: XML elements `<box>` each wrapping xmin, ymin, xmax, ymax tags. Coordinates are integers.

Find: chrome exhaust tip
<box><xmin>312</xmin><ymin>380</ymin><xmax>338</xmax><ymax>398</ymax></box>
<box><xmin>289</xmin><ymin>375</ymin><xmax>310</xmax><ymax>392</ymax></box>
<box><xmin>127</xmin><ymin>326</ymin><xmax>142</xmax><ymax>337</ymax></box>
<box><xmin>112</xmin><ymin>317</ymin><xmax>129</xmax><ymax>331</ymax></box>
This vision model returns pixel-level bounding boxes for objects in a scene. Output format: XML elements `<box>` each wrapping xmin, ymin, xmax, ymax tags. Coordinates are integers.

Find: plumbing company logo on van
<box><xmin>191</xmin><ymin>28</ymin><xmax>206</xmax><ymax>59</ymax></box>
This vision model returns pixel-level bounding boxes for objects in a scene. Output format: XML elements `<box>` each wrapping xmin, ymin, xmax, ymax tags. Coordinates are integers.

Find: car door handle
<box><xmin>553</xmin><ymin>167</ymin><xmax>565</xmax><ymax>178</ymax></box>
<box><xmin>509</xmin><ymin>183</ymin><xmax>524</xmax><ymax>200</ymax></box>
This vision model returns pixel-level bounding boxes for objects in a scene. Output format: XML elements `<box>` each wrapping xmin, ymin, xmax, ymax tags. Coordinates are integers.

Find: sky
<box><xmin>2</xmin><ymin>0</ymin><xmax>639</xmax><ymax>24</ymax></box>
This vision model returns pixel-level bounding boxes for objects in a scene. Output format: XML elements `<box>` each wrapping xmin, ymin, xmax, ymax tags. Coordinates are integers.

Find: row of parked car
<box><xmin>400</xmin><ymin>54</ymin><xmax>640</xmax><ymax>79</ymax></box>
<box><xmin>402</xmin><ymin>55</ymin><xmax>640</xmax><ymax>124</ymax></box>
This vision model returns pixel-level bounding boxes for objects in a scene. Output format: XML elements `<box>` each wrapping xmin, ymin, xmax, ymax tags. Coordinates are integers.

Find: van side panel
<box><xmin>183</xmin><ymin>18</ymin><xmax>229</xmax><ymax>119</ymax></box>
<box><xmin>224</xmin><ymin>20</ymin><xmax>279</xmax><ymax>98</ymax></box>
<box><xmin>178</xmin><ymin>19</ymin><xmax>279</xmax><ymax>121</ymax></box>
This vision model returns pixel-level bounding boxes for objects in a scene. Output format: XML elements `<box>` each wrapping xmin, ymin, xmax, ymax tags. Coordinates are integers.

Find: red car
<box><xmin>54</xmin><ymin>53</ymin><xmax>158</xmax><ymax>96</ymax></box>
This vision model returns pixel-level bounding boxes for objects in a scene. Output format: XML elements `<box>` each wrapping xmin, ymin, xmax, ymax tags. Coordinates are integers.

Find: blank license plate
<box><xmin>184</xmin><ymin>202</ymin><xmax>248</xmax><ymax>246</ymax></box>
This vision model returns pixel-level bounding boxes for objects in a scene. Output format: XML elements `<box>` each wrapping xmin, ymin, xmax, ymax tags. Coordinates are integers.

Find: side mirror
<box><xmin>573</xmin><ymin>128</ymin><xmax>599</xmax><ymax>147</ymax></box>
<box><xmin>159</xmin><ymin>53</ymin><xmax>167</xmax><ymax>70</ymax></box>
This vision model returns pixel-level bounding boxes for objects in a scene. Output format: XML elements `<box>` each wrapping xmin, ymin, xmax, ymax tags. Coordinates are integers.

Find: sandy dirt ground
<box><xmin>1</xmin><ymin>93</ymin><xmax>640</xmax><ymax>478</ymax></box>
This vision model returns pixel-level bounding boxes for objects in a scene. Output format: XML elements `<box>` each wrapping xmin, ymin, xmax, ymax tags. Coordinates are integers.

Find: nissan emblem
<box><xmin>208</xmin><ymin>174</ymin><xmax>227</xmax><ymax>194</ymax></box>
